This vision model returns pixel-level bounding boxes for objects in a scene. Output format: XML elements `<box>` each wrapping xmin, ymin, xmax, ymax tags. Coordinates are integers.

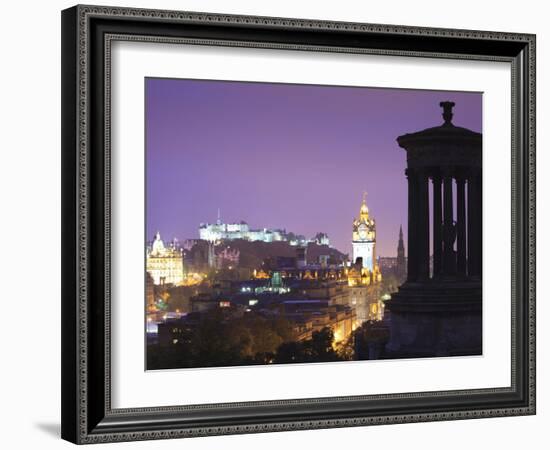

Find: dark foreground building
<box><xmin>385</xmin><ymin>101</ymin><xmax>482</xmax><ymax>357</ymax></box>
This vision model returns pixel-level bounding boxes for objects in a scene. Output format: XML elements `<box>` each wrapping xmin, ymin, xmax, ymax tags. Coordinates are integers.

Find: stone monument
<box><xmin>385</xmin><ymin>101</ymin><xmax>482</xmax><ymax>357</ymax></box>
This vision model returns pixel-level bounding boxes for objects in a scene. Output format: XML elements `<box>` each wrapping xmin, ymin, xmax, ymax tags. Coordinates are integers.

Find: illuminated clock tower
<box><xmin>352</xmin><ymin>193</ymin><xmax>376</xmax><ymax>270</ymax></box>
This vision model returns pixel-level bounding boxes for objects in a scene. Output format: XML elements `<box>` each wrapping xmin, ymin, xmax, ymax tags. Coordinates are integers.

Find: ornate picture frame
<box><xmin>61</xmin><ymin>5</ymin><xmax>535</xmax><ymax>444</ymax></box>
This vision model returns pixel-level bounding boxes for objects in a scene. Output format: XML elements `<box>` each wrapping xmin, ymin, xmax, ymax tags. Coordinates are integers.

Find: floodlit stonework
<box><xmin>146</xmin><ymin>232</ymin><xmax>184</xmax><ymax>285</ymax></box>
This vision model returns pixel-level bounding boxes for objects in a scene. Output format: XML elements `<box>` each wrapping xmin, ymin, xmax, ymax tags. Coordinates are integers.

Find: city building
<box><xmin>352</xmin><ymin>193</ymin><xmax>376</xmax><ymax>270</ymax></box>
<box><xmin>347</xmin><ymin>284</ymin><xmax>384</xmax><ymax>322</ymax></box>
<box><xmin>158</xmin><ymin>299</ymin><xmax>355</xmax><ymax>349</ymax></box>
<box><xmin>146</xmin><ymin>232</ymin><xmax>185</xmax><ymax>285</ymax></box>
<box><xmin>269</xmin><ymin>300</ymin><xmax>356</xmax><ymax>343</ymax></box>
<box><xmin>313</xmin><ymin>232</ymin><xmax>330</xmax><ymax>246</ymax></box>
<box><xmin>199</xmin><ymin>213</ymin><xmax>284</xmax><ymax>243</ymax></box>
<box><xmin>319</xmin><ymin>254</ymin><xmax>330</xmax><ymax>268</ymax></box>
<box><xmin>295</xmin><ymin>246</ymin><xmax>307</xmax><ymax>269</ymax></box>
<box><xmin>378</xmin><ymin>256</ymin><xmax>398</xmax><ymax>274</ymax></box>
<box><xmin>157</xmin><ymin>312</ymin><xmax>202</xmax><ymax>346</ymax></box>
<box><xmin>378</xmin><ymin>226</ymin><xmax>407</xmax><ymax>282</ymax></box>
<box><xmin>146</xmin><ymin>272</ymin><xmax>156</xmax><ymax>312</ymax></box>
<box><xmin>323</xmin><ymin>196</ymin><xmax>384</xmax><ymax>324</ymax></box>
<box><xmin>214</xmin><ymin>246</ymin><xmax>240</xmax><ymax>269</ymax></box>
<box><xmin>199</xmin><ymin>212</ymin><xmax>329</xmax><ymax>247</ymax></box>
<box><xmin>343</xmin><ymin>260</ymin><xmax>383</xmax><ymax>323</ymax></box>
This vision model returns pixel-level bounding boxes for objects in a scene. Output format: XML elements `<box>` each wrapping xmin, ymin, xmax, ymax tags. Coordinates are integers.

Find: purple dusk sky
<box><xmin>146</xmin><ymin>78</ymin><xmax>481</xmax><ymax>257</ymax></box>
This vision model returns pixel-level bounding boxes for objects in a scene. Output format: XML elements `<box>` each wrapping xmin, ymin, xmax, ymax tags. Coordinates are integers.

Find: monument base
<box><xmin>384</xmin><ymin>280</ymin><xmax>482</xmax><ymax>358</ymax></box>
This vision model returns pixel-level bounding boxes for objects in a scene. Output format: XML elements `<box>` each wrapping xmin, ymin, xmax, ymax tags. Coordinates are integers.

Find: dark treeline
<box><xmin>147</xmin><ymin>312</ymin><xmax>388</xmax><ymax>370</ymax></box>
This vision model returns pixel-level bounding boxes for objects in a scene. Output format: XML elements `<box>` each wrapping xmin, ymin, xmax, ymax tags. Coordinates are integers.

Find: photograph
<box><xmin>55</xmin><ymin>2</ymin><xmax>536</xmax><ymax>445</ymax></box>
<box><xmin>144</xmin><ymin>78</ymin><xmax>483</xmax><ymax>370</ymax></box>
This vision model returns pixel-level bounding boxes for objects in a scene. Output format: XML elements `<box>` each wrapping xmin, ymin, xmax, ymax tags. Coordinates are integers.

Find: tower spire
<box><xmin>360</xmin><ymin>192</ymin><xmax>369</xmax><ymax>218</ymax></box>
<box><xmin>352</xmin><ymin>192</ymin><xmax>375</xmax><ymax>271</ymax></box>
<box><xmin>396</xmin><ymin>224</ymin><xmax>406</xmax><ymax>279</ymax></box>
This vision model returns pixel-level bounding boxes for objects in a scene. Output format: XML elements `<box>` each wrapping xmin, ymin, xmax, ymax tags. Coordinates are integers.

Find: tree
<box><xmin>307</xmin><ymin>327</ymin><xmax>340</xmax><ymax>362</ymax></box>
<box><xmin>274</xmin><ymin>341</ymin><xmax>306</xmax><ymax>364</ymax></box>
<box><xmin>274</xmin><ymin>327</ymin><xmax>342</xmax><ymax>364</ymax></box>
<box><xmin>148</xmin><ymin>310</ymin><xmax>345</xmax><ymax>369</ymax></box>
<box><xmin>337</xmin><ymin>335</ymin><xmax>355</xmax><ymax>361</ymax></box>
<box><xmin>310</xmin><ymin>328</ymin><xmax>334</xmax><ymax>357</ymax></box>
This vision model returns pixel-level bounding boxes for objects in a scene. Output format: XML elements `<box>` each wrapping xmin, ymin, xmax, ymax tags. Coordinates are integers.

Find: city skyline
<box><xmin>146</xmin><ymin>78</ymin><xmax>482</xmax><ymax>256</ymax></box>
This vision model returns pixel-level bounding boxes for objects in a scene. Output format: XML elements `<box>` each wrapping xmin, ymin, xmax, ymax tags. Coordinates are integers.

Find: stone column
<box><xmin>406</xmin><ymin>168</ymin><xmax>418</xmax><ymax>282</ymax></box>
<box><xmin>467</xmin><ymin>170</ymin><xmax>482</xmax><ymax>278</ymax></box>
<box><xmin>477</xmin><ymin>174</ymin><xmax>482</xmax><ymax>278</ymax></box>
<box><xmin>456</xmin><ymin>175</ymin><xmax>467</xmax><ymax>276</ymax></box>
<box><xmin>417</xmin><ymin>170</ymin><xmax>430</xmax><ymax>281</ymax></box>
<box><xmin>442</xmin><ymin>170</ymin><xmax>456</xmax><ymax>275</ymax></box>
<box><xmin>432</xmin><ymin>173</ymin><xmax>443</xmax><ymax>278</ymax></box>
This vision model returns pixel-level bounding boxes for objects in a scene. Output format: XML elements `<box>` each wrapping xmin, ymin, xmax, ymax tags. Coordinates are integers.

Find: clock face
<box><xmin>358</xmin><ymin>224</ymin><xmax>368</xmax><ymax>239</ymax></box>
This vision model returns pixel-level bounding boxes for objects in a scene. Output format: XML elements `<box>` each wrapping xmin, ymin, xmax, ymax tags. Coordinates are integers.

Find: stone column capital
<box><xmin>431</xmin><ymin>170</ymin><xmax>442</xmax><ymax>183</ymax></box>
<box><xmin>405</xmin><ymin>167</ymin><xmax>417</xmax><ymax>179</ymax></box>
<box><xmin>441</xmin><ymin>167</ymin><xmax>454</xmax><ymax>179</ymax></box>
<box><xmin>455</xmin><ymin>175</ymin><xmax>466</xmax><ymax>185</ymax></box>
<box><xmin>416</xmin><ymin>167</ymin><xmax>430</xmax><ymax>178</ymax></box>
<box><xmin>467</xmin><ymin>167</ymin><xmax>482</xmax><ymax>180</ymax></box>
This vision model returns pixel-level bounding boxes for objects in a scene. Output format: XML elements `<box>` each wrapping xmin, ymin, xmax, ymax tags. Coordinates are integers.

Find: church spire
<box><xmin>396</xmin><ymin>225</ymin><xmax>406</xmax><ymax>279</ymax></box>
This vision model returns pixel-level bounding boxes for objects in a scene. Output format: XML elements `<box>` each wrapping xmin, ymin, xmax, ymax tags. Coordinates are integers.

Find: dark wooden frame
<box><xmin>61</xmin><ymin>4</ymin><xmax>536</xmax><ymax>444</ymax></box>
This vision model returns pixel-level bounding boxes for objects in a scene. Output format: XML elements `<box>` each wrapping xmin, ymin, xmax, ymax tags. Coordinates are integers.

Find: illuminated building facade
<box><xmin>146</xmin><ymin>232</ymin><xmax>185</xmax><ymax>285</ymax></box>
<box><xmin>314</xmin><ymin>232</ymin><xmax>330</xmax><ymax>246</ymax></box>
<box><xmin>199</xmin><ymin>214</ymin><xmax>285</xmax><ymax>243</ymax></box>
<box><xmin>330</xmin><ymin>196</ymin><xmax>384</xmax><ymax>324</ymax></box>
<box><xmin>199</xmin><ymin>213</ymin><xmax>329</xmax><ymax>247</ymax></box>
<box><xmin>146</xmin><ymin>272</ymin><xmax>156</xmax><ymax>312</ymax></box>
<box><xmin>352</xmin><ymin>194</ymin><xmax>376</xmax><ymax>270</ymax></box>
<box><xmin>345</xmin><ymin>262</ymin><xmax>383</xmax><ymax>323</ymax></box>
<box><xmin>274</xmin><ymin>300</ymin><xmax>356</xmax><ymax>344</ymax></box>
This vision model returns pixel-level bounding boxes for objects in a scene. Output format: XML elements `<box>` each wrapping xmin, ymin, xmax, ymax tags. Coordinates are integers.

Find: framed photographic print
<box><xmin>61</xmin><ymin>4</ymin><xmax>536</xmax><ymax>444</ymax></box>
